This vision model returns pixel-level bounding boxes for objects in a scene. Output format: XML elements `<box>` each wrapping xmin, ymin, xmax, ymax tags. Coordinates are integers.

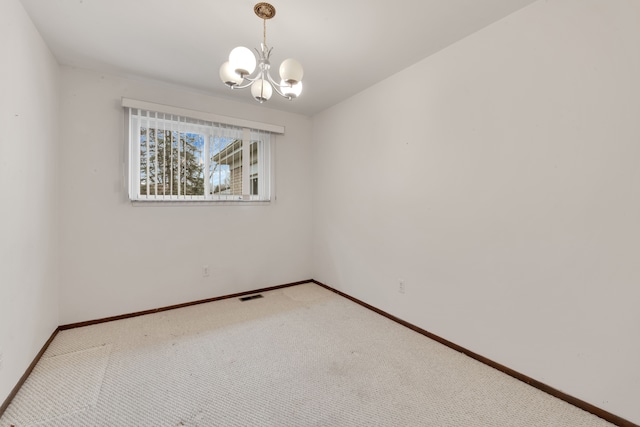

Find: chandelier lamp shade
<box><xmin>219</xmin><ymin>2</ymin><xmax>304</xmax><ymax>103</ymax></box>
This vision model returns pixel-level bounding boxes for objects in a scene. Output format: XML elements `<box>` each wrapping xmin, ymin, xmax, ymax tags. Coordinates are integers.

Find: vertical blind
<box><xmin>128</xmin><ymin>108</ymin><xmax>271</xmax><ymax>202</ymax></box>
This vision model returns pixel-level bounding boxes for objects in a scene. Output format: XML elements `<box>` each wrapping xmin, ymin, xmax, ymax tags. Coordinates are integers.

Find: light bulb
<box><xmin>279</xmin><ymin>58</ymin><xmax>304</xmax><ymax>85</ymax></box>
<box><xmin>219</xmin><ymin>62</ymin><xmax>243</xmax><ymax>87</ymax></box>
<box><xmin>229</xmin><ymin>46</ymin><xmax>256</xmax><ymax>76</ymax></box>
<box><xmin>251</xmin><ymin>79</ymin><xmax>273</xmax><ymax>103</ymax></box>
<box><xmin>281</xmin><ymin>80</ymin><xmax>302</xmax><ymax>99</ymax></box>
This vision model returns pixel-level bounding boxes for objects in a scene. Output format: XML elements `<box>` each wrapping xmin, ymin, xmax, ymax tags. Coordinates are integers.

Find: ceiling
<box><xmin>20</xmin><ymin>0</ymin><xmax>538</xmax><ymax>116</ymax></box>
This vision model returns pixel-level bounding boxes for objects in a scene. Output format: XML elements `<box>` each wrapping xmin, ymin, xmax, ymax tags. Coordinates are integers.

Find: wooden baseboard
<box><xmin>59</xmin><ymin>280</ymin><xmax>310</xmax><ymax>330</ymax></box>
<box><xmin>311</xmin><ymin>279</ymin><xmax>638</xmax><ymax>427</ymax></box>
<box><xmin>0</xmin><ymin>328</ymin><xmax>59</xmax><ymax>418</ymax></box>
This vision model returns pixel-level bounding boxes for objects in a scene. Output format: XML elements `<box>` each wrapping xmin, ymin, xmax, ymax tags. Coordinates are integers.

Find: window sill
<box><xmin>130</xmin><ymin>199</ymin><xmax>272</xmax><ymax>207</ymax></box>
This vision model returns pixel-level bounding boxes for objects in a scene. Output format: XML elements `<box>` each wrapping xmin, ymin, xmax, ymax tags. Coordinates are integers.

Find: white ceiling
<box><xmin>20</xmin><ymin>0</ymin><xmax>538</xmax><ymax>116</ymax></box>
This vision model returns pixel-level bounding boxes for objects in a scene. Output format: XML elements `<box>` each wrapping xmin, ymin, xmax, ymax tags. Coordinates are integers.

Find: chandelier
<box><xmin>219</xmin><ymin>2</ymin><xmax>304</xmax><ymax>103</ymax></box>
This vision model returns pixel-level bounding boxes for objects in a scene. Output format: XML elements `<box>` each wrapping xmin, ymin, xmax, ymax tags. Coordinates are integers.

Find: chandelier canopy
<box><xmin>219</xmin><ymin>2</ymin><xmax>304</xmax><ymax>103</ymax></box>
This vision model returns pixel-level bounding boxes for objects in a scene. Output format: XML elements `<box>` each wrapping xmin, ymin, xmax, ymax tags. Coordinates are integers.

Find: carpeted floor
<box><xmin>0</xmin><ymin>283</ymin><xmax>615</xmax><ymax>426</ymax></box>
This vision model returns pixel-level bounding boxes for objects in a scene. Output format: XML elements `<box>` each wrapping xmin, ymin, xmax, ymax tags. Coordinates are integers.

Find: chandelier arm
<box><xmin>265</xmin><ymin>71</ymin><xmax>285</xmax><ymax>94</ymax></box>
<box><xmin>265</xmin><ymin>72</ymin><xmax>295</xmax><ymax>100</ymax></box>
<box><xmin>231</xmin><ymin>77</ymin><xmax>258</xmax><ymax>90</ymax></box>
<box><xmin>266</xmin><ymin>71</ymin><xmax>297</xmax><ymax>90</ymax></box>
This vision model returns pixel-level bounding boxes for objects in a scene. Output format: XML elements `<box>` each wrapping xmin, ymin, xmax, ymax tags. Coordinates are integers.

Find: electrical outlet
<box><xmin>398</xmin><ymin>279</ymin><xmax>405</xmax><ymax>294</ymax></box>
<box><xmin>202</xmin><ymin>266</ymin><xmax>210</xmax><ymax>277</ymax></box>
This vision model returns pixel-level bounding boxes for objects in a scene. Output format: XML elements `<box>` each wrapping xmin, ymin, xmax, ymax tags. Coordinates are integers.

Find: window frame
<box><xmin>123</xmin><ymin>98</ymin><xmax>282</xmax><ymax>204</ymax></box>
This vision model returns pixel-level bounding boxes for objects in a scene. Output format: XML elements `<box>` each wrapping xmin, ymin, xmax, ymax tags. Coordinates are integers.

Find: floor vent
<box><xmin>239</xmin><ymin>294</ymin><xmax>264</xmax><ymax>302</ymax></box>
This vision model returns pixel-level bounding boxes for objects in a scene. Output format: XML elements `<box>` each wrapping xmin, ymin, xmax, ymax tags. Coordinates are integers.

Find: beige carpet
<box><xmin>0</xmin><ymin>283</ymin><xmax>615</xmax><ymax>426</ymax></box>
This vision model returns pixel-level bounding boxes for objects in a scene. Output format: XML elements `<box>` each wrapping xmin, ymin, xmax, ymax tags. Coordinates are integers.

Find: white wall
<box><xmin>312</xmin><ymin>0</ymin><xmax>640</xmax><ymax>423</ymax></box>
<box><xmin>58</xmin><ymin>67</ymin><xmax>313</xmax><ymax>325</ymax></box>
<box><xmin>0</xmin><ymin>0</ymin><xmax>60</xmax><ymax>405</ymax></box>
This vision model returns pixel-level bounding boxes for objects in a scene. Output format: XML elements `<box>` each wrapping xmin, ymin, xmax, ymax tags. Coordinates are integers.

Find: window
<box><xmin>126</xmin><ymin>106</ymin><xmax>273</xmax><ymax>202</ymax></box>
